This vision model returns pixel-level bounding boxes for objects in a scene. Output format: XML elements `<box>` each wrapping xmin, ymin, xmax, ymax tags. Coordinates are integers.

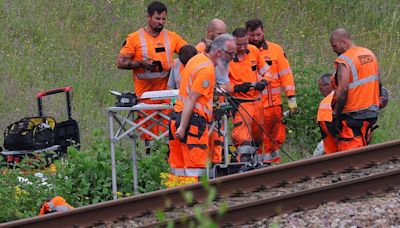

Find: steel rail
<box><xmin>149</xmin><ymin>167</ymin><xmax>400</xmax><ymax>227</ymax></box>
<box><xmin>2</xmin><ymin>140</ymin><xmax>400</xmax><ymax>228</ymax></box>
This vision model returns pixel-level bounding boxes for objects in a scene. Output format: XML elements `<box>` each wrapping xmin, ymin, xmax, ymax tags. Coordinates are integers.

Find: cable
<box><xmin>215</xmin><ymin>84</ymin><xmax>295</xmax><ymax>161</ymax></box>
<box><xmin>213</xmin><ymin>89</ymin><xmax>256</xmax><ymax>150</ymax></box>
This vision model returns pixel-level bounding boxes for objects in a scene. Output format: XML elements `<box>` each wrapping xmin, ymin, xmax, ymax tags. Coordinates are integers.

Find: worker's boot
<box><xmin>235</xmin><ymin>145</ymin><xmax>256</xmax><ymax>163</ymax></box>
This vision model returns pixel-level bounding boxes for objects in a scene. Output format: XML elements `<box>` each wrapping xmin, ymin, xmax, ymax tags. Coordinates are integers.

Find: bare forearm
<box><xmin>334</xmin><ymin>89</ymin><xmax>347</xmax><ymax>115</ymax></box>
<box><xmin>334</xmin><ymin>63</ymin><xmax>350</xmax><ymax>115</ymax></box>
<box><xmin>116</xmin><ymin>58</ymin><xmax>141</xmax><ymax>70</ymax></box>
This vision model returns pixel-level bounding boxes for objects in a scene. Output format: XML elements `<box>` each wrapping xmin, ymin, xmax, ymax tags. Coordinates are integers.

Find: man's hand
<box><xmin>174</xmin><ymin>126</ymin><xmax>186</xmax><ymax>140</ymax></box>
<box><xmin>140</xmin><ymin>60</ymin><xmax>157</xmax><ymax>70</ymax></box>
<box><xmin>332</xmin><ymin>117</ymin><xmax>343</xmax><ymax>138</ymax></box>
<box><xmin>254</xmin><ymin>79</ymin><xmax>268</xmax><ymax>91</ymax></box>
<box><xmin>234</xmin><ymin>82</ymin><xmax>252</xmax><ymax>93</ymax></box>
<box><xmin>288</xmin><ymin>96</ymin><xmax>299</xmax><ymax>116</ymax></box>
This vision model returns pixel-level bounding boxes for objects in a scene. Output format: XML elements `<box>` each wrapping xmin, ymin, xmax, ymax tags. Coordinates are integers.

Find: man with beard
<box><xmin>196</xmin><ymin>18</ymin><xmax>230</xmax><ymax>165</ymax></box>
<box><xmin>116</xmin><ymin>1</ymin><xmax>187</xmax><ymax>153</ymax></box>
<box><xmin>245</xmin><ymin>19</ymin><xmax>297</xmax><ymax>164</ymax></box>
<box><xmin>167</xmin><ymin>34</ymin><xmax>236</xmax><ymax>186</ymax></box>
<box><xmin>228</xmin><ymin>28</ymin><xmax>273</xmax><ymax>164</ymax></box>
<box><xmin>329</xmin><ymin>28</ymin><xmax>380</xmax><ymax>152</ymax></box>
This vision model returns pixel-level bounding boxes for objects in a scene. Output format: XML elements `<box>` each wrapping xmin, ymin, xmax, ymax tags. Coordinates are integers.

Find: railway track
<box><xmin>2</xmin><ymin>140</ymin><xmax>400</xmax><ymax>228</ymax></box>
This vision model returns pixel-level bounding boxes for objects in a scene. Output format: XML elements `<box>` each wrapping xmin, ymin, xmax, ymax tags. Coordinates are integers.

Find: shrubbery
<box><xmin>0</xmin><ymin>130</ymin><xmax>169</xmax><ymax>222</ymax></box>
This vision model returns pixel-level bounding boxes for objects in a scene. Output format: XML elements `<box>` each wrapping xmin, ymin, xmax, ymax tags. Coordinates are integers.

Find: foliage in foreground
<box><xmin>0</xmin><ymin>130</ymin><xmax>169</xmax><ymax>222</ymax></box>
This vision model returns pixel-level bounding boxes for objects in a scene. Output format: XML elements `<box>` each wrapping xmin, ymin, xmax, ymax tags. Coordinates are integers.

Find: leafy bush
<box><xmin>0</xmin><ymin>130</ymin><xmax>169</xmax><ymax>222</ymax></box>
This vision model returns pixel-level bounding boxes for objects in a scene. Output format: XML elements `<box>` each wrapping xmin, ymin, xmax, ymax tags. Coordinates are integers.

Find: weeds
<box><xmin>0</xmin><ymin>0</ymin><xmax>399</xmax><ymax>222</ymax></box>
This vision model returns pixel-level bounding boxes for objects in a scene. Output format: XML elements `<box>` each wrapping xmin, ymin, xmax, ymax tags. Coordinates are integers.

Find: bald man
<box><xmin>196</xmin><ymin>18</ymin><xmax>227</xmax><ymax>53</ymax></box>
<box><xmin>329</xmin><ymin>28</ymin><xmax>381</xmax><ymax>152</ymax></box>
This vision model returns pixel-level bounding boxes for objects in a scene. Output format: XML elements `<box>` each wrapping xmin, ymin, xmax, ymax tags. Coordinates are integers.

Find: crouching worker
<box><xmin>39</xmin><ymin>196</ymin><xmax>73</xmax><ymax>215</ymax></box>
<box><xmin>316</xmin><ymin>73</ymin><xmax>338</xmax><ymax>154</ymax></box>
<box><xmin>167</xmin><ymin>34</ymin><xmax>236</xmax><ymax>187</ymax></box>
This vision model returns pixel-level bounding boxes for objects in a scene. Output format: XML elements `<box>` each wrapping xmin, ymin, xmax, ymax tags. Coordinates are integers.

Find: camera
<box><xmin>152</xmin><ymin>60</ymin><xmax>163</xmax><ymax>72</ymax></box>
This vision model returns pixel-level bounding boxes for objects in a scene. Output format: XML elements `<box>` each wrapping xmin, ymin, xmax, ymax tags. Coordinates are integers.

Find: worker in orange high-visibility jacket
<box><xmin>329</xmin><ymin>28</ymin><xmax>380</xmax><ymax>152</ymax></box>
<box><xmin>116</xmin><ymin>1</ymin><xmax>187</xmax><ymax>152</ymax></box>
<box><xmin>39</xmin><ymin>196</ymin><xmax>73</xmax><ymax>215</ymax></box>
<box><xmin>228</xmin><ymin>28</ymin><xmax>273</xmax><ymax>162</ymax></box>
<box><xmin>196</xmin><ymin>18</ymin><xmax>230</xmax><ymax>164</ymax></box>
<box><xmin>168</xmin><ymin>34</ymin><xmax>236</xmax><ymax>186</ymax></box>
<box><xmin>245</xmin><ymin>19</ymin><xmax>298</xmax><ymax>164</ymax></box>
<box><xmin>317</xmin><ymin>74</ymin><xmax>338</xmax><ymax>154</ymax></box>
<box><xmin>167</xmin><ymin>45</ymin><xmax>198</xmax><ymax>89</ymax></box>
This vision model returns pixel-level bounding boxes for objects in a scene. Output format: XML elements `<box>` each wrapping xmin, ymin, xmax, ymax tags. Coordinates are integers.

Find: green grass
<box><xmin>0</xmin><ymin>0</ymin><xmax>399</xmax><ymax>154</ymax></box>
<box><xmin>0</xmin><ymin>0</ymin><xmax>399</xmax><ymax>221</ymax></box>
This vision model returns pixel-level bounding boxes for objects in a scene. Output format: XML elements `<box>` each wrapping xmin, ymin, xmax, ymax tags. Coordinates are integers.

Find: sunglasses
<box><xmin>222</xmin><ymin>49</ymin><xmax>237</xmax><ymax>58</ymax></box>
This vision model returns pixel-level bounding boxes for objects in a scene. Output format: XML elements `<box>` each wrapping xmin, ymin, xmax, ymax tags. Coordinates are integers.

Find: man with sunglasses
<box><xmin>228</xmin><ymin>28</ymin><xmax>273</xmax><ymax>164</ymax></box>
<box><xmin>167</xmin><ymin>34</ymin><xmax>236</xmax><ymax>186</ymax></box>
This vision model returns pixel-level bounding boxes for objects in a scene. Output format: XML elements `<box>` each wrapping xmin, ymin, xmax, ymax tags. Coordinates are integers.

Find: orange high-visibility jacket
<box><xmin>119</xmin><ymin>28</ymin><xmax>187</xmax><ymax>96</ymax></box>
<box><xmin>39</xmin><ymin>196</ymin><xmax>73</xmax><ymax>215</ymax></box>
<box><xmin>174</xmin><ymin>54</ymin><xmax>215</xmax><ymax>122</ymax></box>
<box><xmin>167</xmin><ymin>58</ymin><xmax>184</xmax><ymax>89</ymax></box>
<box><xmin>333</xmin><ymin>46</ymin><xmax>380</xmax><ymax>114</ymax></box>
<box><xmin>317</xmin><ymin>91</ymin><xmax>334</xmax><ymax>122</ymax></box>
<box><xmin>229</xmin><ymin>44</ymin><xmax>270</xmax><ymax>100</ymax></box>
<box><xmin>258</xmin><ymin>41</ymin><xmax>296</xmax><ymax>107</ymax></box>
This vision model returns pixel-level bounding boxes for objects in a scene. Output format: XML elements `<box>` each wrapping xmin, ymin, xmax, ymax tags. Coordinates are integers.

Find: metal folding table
<box><xmin>107</xmin><ymin>103</ymin><xmax>173</xmax><ymax>199</ymax></box>
<box><xmin>107</xmin><ymin>89</ymin><xmax>234</xmax><ymax>199</ymax></box>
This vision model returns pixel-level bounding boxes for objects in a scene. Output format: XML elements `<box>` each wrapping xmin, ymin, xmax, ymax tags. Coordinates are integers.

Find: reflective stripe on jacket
<box><xmin>317</xmin><ymin>91</ymin><xmax>334</xmax><ymax>122</ymax></box>
<box><xmin>258</xmin><ymin>41</ymin><xmax>296</xmax><ymax>107</ymax></box>
<box><xmin>174</xmin><ymin>54</ymin><xmax>215</xmax><ymax>122</ymax></box>
<box><xmin>39</xmin><ymin>196</ymin><xmax>73</xmax><ymax>215</ymax></box>
<box><xmin>229</xmin><ymin>44</ymin><xmax>269</xmax><ymax>100</ymax></box>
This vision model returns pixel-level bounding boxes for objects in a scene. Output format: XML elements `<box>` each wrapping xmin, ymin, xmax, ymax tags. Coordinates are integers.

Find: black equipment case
<box><xmin>37</xmin><ymin>87</ymin><xmax>80</xmax><ymax>154</ymax></box>
<box><xmin>1</xmin><ymin>87</ymin><xmax>80</xmax><ymax>165</ymax></box>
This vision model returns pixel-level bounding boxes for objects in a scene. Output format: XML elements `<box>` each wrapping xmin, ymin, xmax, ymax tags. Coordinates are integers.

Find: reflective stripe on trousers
<box><xmin>170</xmin><ymin>167</ymin><xmax>206</xmax><ymax>177</ymax></box>
<box><xmin>256</xmin><ymin>150</ymin><xmax>280</xmax><ymax>162</ymax></box>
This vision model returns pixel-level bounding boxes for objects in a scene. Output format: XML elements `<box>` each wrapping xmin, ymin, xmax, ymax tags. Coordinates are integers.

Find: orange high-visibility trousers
<box><xmin>336</xmin><ymin>118</ymin><xmax>375</xmax><ymax>152</ymax></box>
<box><xmin>168</xmin><ymin>112</ymin><xmax>209</xmax><ymax>179</ymax></box>
<box><xmin>208</xmin><ymin>124</ymin><xmax>223</xmax><ymax>164</ymax></box>
<box><xmin>261</xmin><ymin>106</ymin><xmax>285</xmax><ymax>163</ymax></box>
<box><xmin>231</xmin><ymin>101</ymin><xmax>264</xmax><ymax>148</ymax></box>
<box><xmin>319</xmin><ymin>121</ymin><xmax>338</xmax><ymax>154</ymax></box>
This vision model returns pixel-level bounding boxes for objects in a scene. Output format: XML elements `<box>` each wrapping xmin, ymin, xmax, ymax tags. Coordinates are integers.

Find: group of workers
<box><xmin>116</xmin><ymin>1</ymin><xmax>386</xmax><ymax>185</ymax></box>
<box><xmin>316</xmin><ymin>29</ymin><xmax>387</xmax><ymax>155</ymax></box>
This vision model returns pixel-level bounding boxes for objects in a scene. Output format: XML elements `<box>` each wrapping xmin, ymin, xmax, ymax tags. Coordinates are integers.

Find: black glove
<box><xmin>254</xmin><ymin>79</ymin><xmax>268</xmax><ymax>91</ymax></box>
<box><xmin>234</xmin><ymin>82</ymin><xmax>252</xmax><ymax>93</ymax></box>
